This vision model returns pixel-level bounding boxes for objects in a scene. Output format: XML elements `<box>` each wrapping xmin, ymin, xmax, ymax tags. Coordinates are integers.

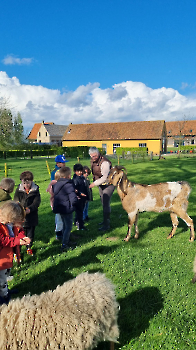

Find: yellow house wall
<box><xmin>62</xmin><ymin>139</ymin><xmax>162</xmax><ymax>154</ymax></box>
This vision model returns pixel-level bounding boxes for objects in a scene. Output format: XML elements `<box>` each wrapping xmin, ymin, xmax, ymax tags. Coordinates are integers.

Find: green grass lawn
<box><xmin>1</xmin><ymin>156</ymin><xmax>196</xmax><ymax>349</ymax></box>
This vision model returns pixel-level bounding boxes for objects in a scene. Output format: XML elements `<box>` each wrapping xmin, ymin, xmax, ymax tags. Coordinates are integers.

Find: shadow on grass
<box><xmin>116</xmin><ymin>286</ymin><xmax>164</xmax><ymax>348</ymax></box>
<box><xmin>96</xmin><ymin>286</ymin><xmax>164</xmax><ymax>350</ymax></box>
<box><xmin>13</xmin><ymin>244</ymin><xmax>119</xmax><ymax>296</ymax></box>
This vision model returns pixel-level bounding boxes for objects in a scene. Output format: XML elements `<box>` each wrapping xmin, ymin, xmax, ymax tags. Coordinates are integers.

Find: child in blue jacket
<box><xmin>53</xmin><ymin>167</ymin><xmax>78</xmax><ymax>252</ymax></box>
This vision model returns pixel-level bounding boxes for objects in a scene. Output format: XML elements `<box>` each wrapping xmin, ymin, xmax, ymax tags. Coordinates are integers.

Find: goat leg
<box><xmin>134</xmin><ymin>211</ymin><xmax>139</xmax><ymax>239</ymax></box>
<box><xmin>110</xmin><ymin>341</ymin><xmax>115</xmax><ymax>350</ymax></box>
<box><xmin>189</xmin><ymin>221</ymin><xmax>195</xmax><ymax>242</ymax></box>
<box><xmin>124</xmin><ymin>214</ymin><xmax>138</xmax><ymax>241</ymax></box>
<box><xmin>167</xmin><ymin>226</ymin><xmax>177</xmax><ymax>239</ymax></box>
<box><xmin>192</xmin><ymin>274</ymin><xmax>196</xmax><ymax>283</ymax></box>
<box><xmin>167</xmin><ymin>212</ymin><xmax>178</xmax><ymax>239</ymax></box>
<box><xmin>124</xmin><ymin>226</ymin><xmax>132</xmax><ymax>241</ymax></box>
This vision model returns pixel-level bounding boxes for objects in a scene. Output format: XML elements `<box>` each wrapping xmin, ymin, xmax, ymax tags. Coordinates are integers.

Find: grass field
<box><xmin>2</xmin><ymin>156</ymin><xmax>196</xmax><ymax>349</ymax></box>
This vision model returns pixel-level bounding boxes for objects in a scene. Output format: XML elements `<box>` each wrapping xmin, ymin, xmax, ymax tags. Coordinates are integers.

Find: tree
<box><xmin>0</xmin><ymin>108</ymin><xmax>13</xmax><ymax>149</ymax></box>
<box><xmin>13</xmin><ymin>112</ymin><xmax>25</xmax><ymax>147</ymax></box>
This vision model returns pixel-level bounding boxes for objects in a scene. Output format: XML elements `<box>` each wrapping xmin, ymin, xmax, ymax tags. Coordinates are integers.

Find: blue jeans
<box><xmin>83</xmin><ymin>201</ymin><xmax>89</xmax><ymax>220</ymax></box>
<box><xmin>60</xmin><ymin>213</ymin><xmax>73</xmax><ymax>246</ymax></box>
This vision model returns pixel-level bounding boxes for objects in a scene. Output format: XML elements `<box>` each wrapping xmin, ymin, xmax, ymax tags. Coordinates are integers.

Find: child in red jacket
<box><xmin>0</xmin><ymin>201</ymin><xmax>30</xmax><ymax>305</ymax></box>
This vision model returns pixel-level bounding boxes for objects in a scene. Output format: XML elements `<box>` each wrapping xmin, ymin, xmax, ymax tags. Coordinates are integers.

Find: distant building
<box><xmin>27</xmin><ymin>121</ymin><xmax>68</xmax><ymax>146</ymax></box>
<box><xmin>62</xmin><ymin>120</ymin><xmax>167</xmax><ymax>154</ymax></box>
<box><xmin>166</xmin><ymin>120</ymin><xmax>196</xmax><ymax>147</ymax></box>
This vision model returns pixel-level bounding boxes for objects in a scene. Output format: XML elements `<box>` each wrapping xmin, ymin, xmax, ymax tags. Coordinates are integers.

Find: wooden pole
<box><xmin>5</xmin><ymin>163</ymin><xmax>7</xmax><ymax>177</ymax></box>
<box><xmin>46</xmin><ymin>160</ymin><xmax>51</xmax><ymax>177</ymax></box>
<box><xmin>110</xmin><ymin>341</ymin><xmax>115</xmax><ymax>350</ymax></box>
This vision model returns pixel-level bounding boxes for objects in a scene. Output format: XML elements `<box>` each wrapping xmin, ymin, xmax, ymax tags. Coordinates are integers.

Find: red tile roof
<box><xmin>27</xmin><ymin>122</ymin><xmax>54</xmax><ymax>140</ymax></box>
<box><xmin>63</xmin><ymin>120</ymin><xmax>166</xmax><ymax>141</ymax></box>
<box><xmin>166</xmin><ymin>120</ymin><xmax>196</xmax><ymax>136</ymax></box>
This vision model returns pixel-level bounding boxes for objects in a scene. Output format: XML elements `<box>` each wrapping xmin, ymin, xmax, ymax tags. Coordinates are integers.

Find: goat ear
<box><xmin>116</xmin><ymin>166</ymin><xmax>127</xmax><ymax>174</ymax></box>
<box><xmin>116</xmin><ymin>166</ymin><xmax>126</xmax><ymax>172</ymax></box>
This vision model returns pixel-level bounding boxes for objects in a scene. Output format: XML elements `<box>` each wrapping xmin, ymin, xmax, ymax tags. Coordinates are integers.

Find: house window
<box><xmin>174</xmin><ymin>141</ymin><xmax>184</xmax><ymax>147</ymax></box>
<box><xmin>139</xmin><ymin>143</ymin><xmax>147</xmax><ymax>147</ymax></box>
<box><xmin>113</xmin><ymin>143</ymin><xmax>120</xmax><ymax>153</ymax></box>
<box><xmin>191</xmin><ymin>139</ymin><xmax>194</xmax><ymax>144</ymax></box>
<box><xmin>46</xmin><ymin>132</ymin><xmax>48</xmax><ymax>136</ymax></box>
<box><xmin>38</xmin><ymin>132</ymin><xmax>41</xmax><ymax>137</ymax></box>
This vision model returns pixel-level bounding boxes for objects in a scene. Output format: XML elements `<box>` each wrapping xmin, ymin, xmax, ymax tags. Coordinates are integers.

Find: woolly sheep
<box><xmin>0</xmin><ymin>272</ymin><xmax>119</xmax><ymax>350</ymax></box>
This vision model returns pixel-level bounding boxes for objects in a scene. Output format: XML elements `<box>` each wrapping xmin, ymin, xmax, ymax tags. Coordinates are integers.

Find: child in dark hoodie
<box><xmin>72</xmin><ymin>163</ymin><xmax>89</xmax><ymax>230</ymax></box>
<box><xmin>53</xmin><ymin>167</ymin><xmax>78</xmax><ymax>252</ymax></box>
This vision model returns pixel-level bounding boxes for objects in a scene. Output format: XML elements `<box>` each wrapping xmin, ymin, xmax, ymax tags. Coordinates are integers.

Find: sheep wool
<box><xmin>0</xmin><ymin>272</ymin><xmax>119</xmax><ymax>349</ymax></box>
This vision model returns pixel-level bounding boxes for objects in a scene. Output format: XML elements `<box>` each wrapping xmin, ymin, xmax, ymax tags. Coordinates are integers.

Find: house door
<box><xmin>102</xmin><ymin>144</ymin><xmax>107</xmax><ymax>154</ymax></box>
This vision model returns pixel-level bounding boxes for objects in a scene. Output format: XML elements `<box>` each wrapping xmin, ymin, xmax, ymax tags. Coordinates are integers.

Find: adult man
<box><xmin>51</xmin><ymin>155</ymin><xmax>68</xmax><ymax>239</ymax></box>
<box><xmin>89</xmin><ymin>147</ymin><xmax>114</xmax><ymax>231</ymax></box>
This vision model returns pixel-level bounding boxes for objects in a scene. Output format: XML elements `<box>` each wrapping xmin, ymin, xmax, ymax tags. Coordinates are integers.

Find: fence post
<box><xmin>5</xmin><ymin>163</ymin><xmax>7</xmax><ymax>177</ymax></box>
<box><xmin>46</xmin><ymin>160</ymin><xmax>51</xmax><ymax>177</ymax></box>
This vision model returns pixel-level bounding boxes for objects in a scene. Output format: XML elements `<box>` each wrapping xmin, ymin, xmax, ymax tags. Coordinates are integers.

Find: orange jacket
<box><xmin>0</xmin><ymin>223</ymin><xmax>25</xmax><ymax>270</ymax></box>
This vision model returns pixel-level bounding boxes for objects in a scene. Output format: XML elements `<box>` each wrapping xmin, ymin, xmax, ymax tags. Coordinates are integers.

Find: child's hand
<box><xmin>25</xmin><ymin>208</ymin><xmax>30</xmax><ymax>214</ymax></box>
<box><xmin>20</xmin><ymin>237</ymin><xmax>31</xmax><ymax>245</ymax></box>
<box><xmin>81</xmin><ymin>193</ymin><xmax>87</xmax><ymax>197</ymax></box>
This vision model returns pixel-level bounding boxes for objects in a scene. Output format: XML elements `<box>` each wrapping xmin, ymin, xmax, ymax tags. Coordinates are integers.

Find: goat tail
<box><xmin>179</xmin><ymin>181</ymin><xmax>192</xmax><ymax>197</ymax></box>
<box><xmin>192</xmin><ymin>255</ymin><xmax>196</xmax><ymax>283</ymax></box>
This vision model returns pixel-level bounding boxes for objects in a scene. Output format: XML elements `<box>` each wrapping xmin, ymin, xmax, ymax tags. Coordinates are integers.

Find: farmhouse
<box><xmin>166</xmin><ymin>120</ymin><xmax>196</xmax><ymax>147</ymax></box>
<box><xmin>28</xmin><ymin>121</ymin><xmax>68</xmax><ymax>146</ymax></box>
<box><xmin>62</xmin><ymin>120</ymin><xmax>167</xmax><ymax>154</ymax></box>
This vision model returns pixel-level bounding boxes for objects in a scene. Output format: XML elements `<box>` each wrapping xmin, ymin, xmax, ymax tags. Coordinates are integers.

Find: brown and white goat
<box><xmin>107</xmin><ymin>166</ymin><xmax>195</xmax><ymax>242</ymax></box>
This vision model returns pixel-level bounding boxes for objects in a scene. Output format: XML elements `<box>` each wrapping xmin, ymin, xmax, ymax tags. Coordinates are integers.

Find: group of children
<box><xmin>0</xmin><ymin>171</ymin><xmax>41</xmax><ymax>305</ymax></box>
<box><xmin>48</xmin><ymin>162</ymin><xmax>92</xmax><ymax>252</ymax></box>
<box><xmin>0</xmin><ymin>157</ymin><xmax>93</xmax><ymax>305</ymax></box>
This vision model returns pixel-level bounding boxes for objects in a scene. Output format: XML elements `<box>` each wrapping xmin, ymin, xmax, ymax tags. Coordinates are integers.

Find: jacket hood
<box><xmin>18</xmin><ymin>182</ymin><xmax>39</xmax><ymax>192</ymax></box>
<box><xmin>55</xmin><ymin>178</ymin><xmax>72</xmax><ymax>190</ymax></box>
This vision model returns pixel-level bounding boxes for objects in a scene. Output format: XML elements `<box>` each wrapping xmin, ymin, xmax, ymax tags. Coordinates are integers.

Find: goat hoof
<box><xmin>189</xmin><ymin>238</ymin><xmax>194</xmax><ymax>242</ymax></box>
<box><xmin>124</xmin><ymin>237</ymin><xmax>130</xmax><ymax>242</ymax></box>
<box><xmin>192</xmin><ymin>275</ymin><xmax>196</xmax><ymax>283</ymax></box>
<box><xmin>167</xmin><ymin>234</ymin><xmax>173</xmax><ymax>239</ymax></box>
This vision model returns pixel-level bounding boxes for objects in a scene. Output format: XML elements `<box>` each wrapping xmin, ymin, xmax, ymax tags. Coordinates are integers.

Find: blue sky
<box><xmin>1</xmin><ymin>0</ymin><xmax>196</xmax><ymax>130</ymax></box>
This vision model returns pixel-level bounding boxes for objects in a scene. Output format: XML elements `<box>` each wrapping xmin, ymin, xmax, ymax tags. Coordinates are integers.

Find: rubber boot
<box><xmin>98</xmin><ymin>213</ymin><xmax>110</xmax><ymax>231</ymax></box>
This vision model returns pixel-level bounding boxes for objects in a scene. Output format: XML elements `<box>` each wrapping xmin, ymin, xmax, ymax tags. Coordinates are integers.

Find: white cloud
<box><xmin>180</xmin><ymin>82</ymin><xmax>189</xmax><ymax>90</ymax></box>
<box><xmin>2</xmin><ymin>55</ymin><xmax>34</xmax><ymax>65</ymax></box>
<box><xmin>0</xmin><ymin>71</ymin><xmax>196</xmax><ymax>130</ymax></box>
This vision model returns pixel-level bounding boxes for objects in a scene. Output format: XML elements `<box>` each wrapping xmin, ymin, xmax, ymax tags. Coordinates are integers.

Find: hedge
<box><xmin>0</xmin><ymin>146</ymin><xmax>106</xmax><ymax>159</ymax></box>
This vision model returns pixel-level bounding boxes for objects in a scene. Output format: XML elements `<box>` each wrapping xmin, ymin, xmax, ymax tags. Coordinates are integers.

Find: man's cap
<box><xmin>55</xmin><ymin>155</ymin><xmax>68</xmax><ymax>163</ymax></box>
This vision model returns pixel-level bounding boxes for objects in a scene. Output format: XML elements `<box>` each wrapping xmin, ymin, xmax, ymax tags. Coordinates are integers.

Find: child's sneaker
<box><xmin>27</xmin><ymin>248</ymin><xmax>33</xmax><ymax>256</ymax></box>
<box><xmin>56</xmin><ymin>231</ymin><xmax>63</xmax><ymax>240</ymax></box>
<box><xmin>13</xmin><ymin>254</ymin><xmax>21</xmax><ymax>263</ymax></box>
<box><xmin>7</xmin><ymin>275</ymin><xmax>14</xmax><ymax>282</ymax></box>
<box><xmin>13</xmin><ymin>254</ymin><xmax>17</xmax><ymax>262</ymax></box>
